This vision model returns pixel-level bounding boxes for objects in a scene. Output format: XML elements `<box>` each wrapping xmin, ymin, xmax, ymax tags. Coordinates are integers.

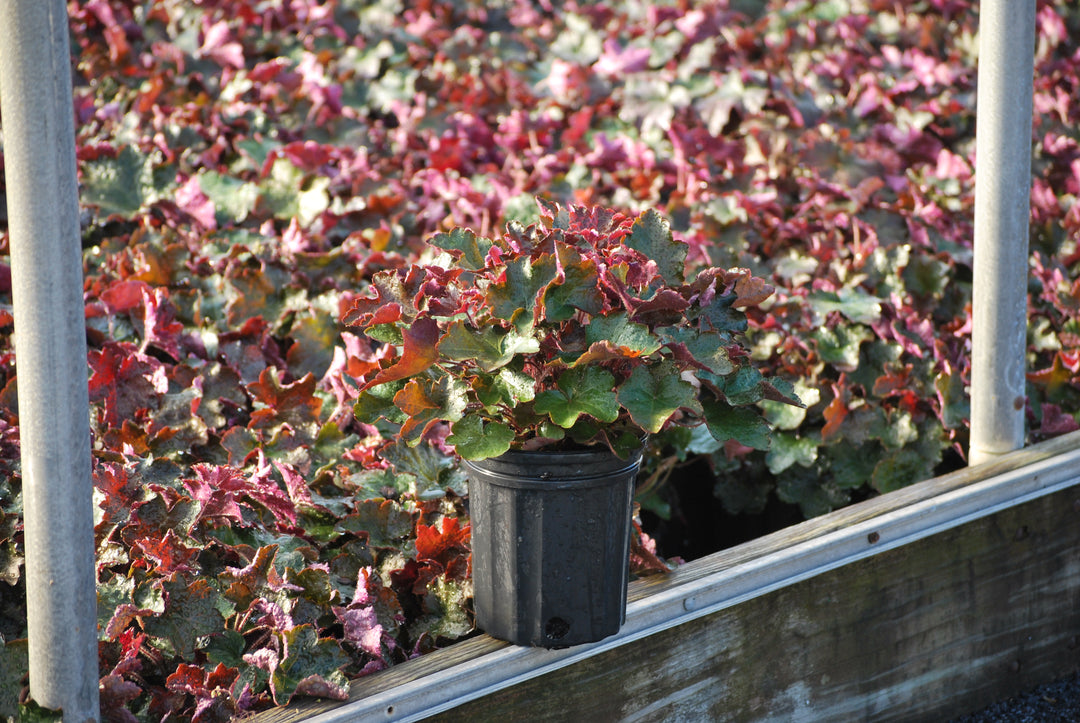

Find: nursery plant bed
<box><xmin>252</xmin><ymin>430</ymin><xmax>1080</xmax><ymax>722</ymax></box>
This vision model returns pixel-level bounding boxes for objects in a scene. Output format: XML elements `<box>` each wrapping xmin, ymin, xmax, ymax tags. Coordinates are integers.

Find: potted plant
<box><xmin>341</xmin><ymin>199</ymin><xmax>799</xmax><ymax>647</ymax></box>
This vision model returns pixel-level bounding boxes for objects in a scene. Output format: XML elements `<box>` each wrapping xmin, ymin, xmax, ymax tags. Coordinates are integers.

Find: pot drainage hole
<box><xmin>545</xmin><ymin>616</ymin><xmax>571</xmax><ymax>640</ymax></box>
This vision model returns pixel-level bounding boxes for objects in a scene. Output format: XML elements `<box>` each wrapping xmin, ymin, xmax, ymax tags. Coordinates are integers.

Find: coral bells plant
<box><xmin>341</xmin><ymin>199</ymin><xmax>800</xmax><ymax>462</ymax></box>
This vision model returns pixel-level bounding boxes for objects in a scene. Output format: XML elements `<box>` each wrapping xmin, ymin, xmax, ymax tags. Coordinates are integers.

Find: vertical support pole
<box><xmin>969</xmin><ymin>0</ymin><xmax>1037</xmax><ymax>467</ymax></box>
<box><xmin>0</xmin><ymin>1</ymin><xmax>100</xmax><ymax>720</ymax></box>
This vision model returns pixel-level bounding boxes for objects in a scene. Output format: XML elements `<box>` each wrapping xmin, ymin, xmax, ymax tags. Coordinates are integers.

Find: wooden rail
<box><xmin>255</xmin><ymin>430</ymin><xmax>1080</xmax><ymax>722</ymax></box>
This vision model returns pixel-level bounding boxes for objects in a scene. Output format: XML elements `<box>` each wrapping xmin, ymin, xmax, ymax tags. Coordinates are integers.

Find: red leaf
<box><xmin>415</xmin><ymin>517</ymin><xmax>470</xmax><ymax>578</ymax></box>
<box><xmin>184</xmin><ymin>464</ymin><xmax>246</xmax><ymax>525</ymax></box>
<box><xmin>732</xmin><ymin>274</ymin><xmax>775</xmax><ymax>309</ymax></box>
<box><xmin>199</xmin><ymin>19</ymin><xmax>245</xmax><ymax>69</ymax></box>
<box><xmin>88</xmin><ymin>342</ymin><xmax>168</xmax><ymax>428</ymax></box>
<box><xmin>95</xmin><ymin>462</ymin><xmax>136</xmax><ymax>525</ymax></box>
<box><xmin>872</xmin><ymin>364</ymin><xmax>914</xmax><ymax>397</ymax></box>
<box><xmin>333</xmin><ymin>605</ymin><xmax>383</xmax><ymax>655</ymax></box>
<box><xmin>341</xmin><ymin>270</ymin><xmax>410</xmax><ymax>328</ymax></box>
<box><xmin>100</xmin><ymin>279</ymin><xmax>152</xmax><ymax>314</ymax></box>
<box><xmin>100</xmin><ymin>674</ymin><xmax>142</xmax><ymax>723</ymax></box>
<box><xmin>293</xmin><ymin>675</ymin><xmax>349</xmax><ymax>701</ymax></box>
<box><xmin>1027</xmin><ymin>351</ymin><xmax>1079</xmax><ymax>394</ymax></box>
<box><xmin>104</xmin><ymin>603</ymin><xmax>156</xmax><ymax>642</ymax></box>
<box><xmin>140</xmin><ymin>287</ymin><xmax>184</xmax><ymax>358</ymax></box>
<box><xmin>248</xmin><ymin>369</ymin><xmax>322</xmax><ymax>430</ymax></box>
<box><xmin>280</xmin><ymin>140</ymin><xmax>335</xmax><ymax>172</ymax></box>
<box><xmin>274</xmin><ymin>460</ymin><xmax>315</xmax><ymax>508</ymax></box>
<box><xmin>166</xmin><ymin>663</ymin><xmax>208</xmax><ymax>695</ymax></box>
<box><xmin>205</xmin><ymin>662</ymin><xmax>238</xmax><ymax>692</ymax></box>
<box><xmin>822</xmin><ymin>379</ymin><xmax>850</xmax><ymax>442</ymax></box>
<box><xmin>628</xmin><ymin>288</ymin><xmax>691</xmax><ymax>321</ymax></box>
<box><xmin>629</xmin><ymin>520</ymin><xmax>673</xmax><ymax>575</ymax></box>
<box><xmin>1040</xmin><ymin>403</ymin><xmax>1080</xmax><ymax>437</ymax></box>
<box><xmin>220</xmin><ymin>545</ymin><xmax>287</xmax><ymax>608</ymax></box>
<box><xmin>133</xmin><ymin>529</ymin><xmax>198</xmax><ymax>576</ymax></box>
<box><xmin>246</xmin><ymin>452</ymin><xmax>299</xmax><ymax>527</ymax></box>
<box><xmin>362</xmin><ymin>317</ymin><xmax>441</xmax><ymax>390</ymax></box>
<box><xmin>390</xmin><ymin>558</ymin><xmax>442</xmax><ymax>596</ymax></box>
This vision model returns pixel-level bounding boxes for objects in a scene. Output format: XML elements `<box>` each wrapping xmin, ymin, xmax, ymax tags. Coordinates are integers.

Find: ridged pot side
<box><xmin>465</xmin><ymin>446</ymin><xmax>642</xmax><ymax>648</ymax></box>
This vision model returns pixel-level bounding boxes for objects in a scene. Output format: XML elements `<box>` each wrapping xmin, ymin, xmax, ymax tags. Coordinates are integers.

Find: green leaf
<box><xmin>814</xmin><ymin>324</ymin><xmax>871</xmax><ymax>371</ymax></box>
<box><xmin>286</xmin><ymin>311</ymin><xmax>340</xmax><ymax>380</ymax></box>
<box><xmin>761</xmin><ymin>380</ymin><xmax>819</xmax><ymax>430</ymax></box>
<box><xmin>142</xmin><ymin>575</ymin><xmax>228</xmax><ymax>659</ymax></box>
<box><xmin>608</xmin><ymin>429</ymin><xmax>645</xmax><ymax>459</ymax></box>
<box><xmin>567</xmin><ymin>417</ymin><xmax>602</xmax><ymax>444</ymax></box>
<box><xmin>343</xmin><ymin>498</ymin><xmax>416</xmax><ymax>549</ymax></box>
<box><xmin>428</xmin><ymin>228</ymin><xmax>493</xmax><ymax>271</ymax></box>
<box><xmin>204</xmin><ymin>629</ymin><xmax>248</xmax><ymax>670</ymax></box>
<box><xmin>353</xmin><ymin>382</ymin><xmax>407</xmax><ymax>425</ymax></box>
<box><xmin>721</xmin><ymin>365</ymin><xmax>765</xmax><ymax>406</ymax></box>
<box><xmin>0</xmin><ymin>637</ymin><xmax>28</xmax><ymax>719</ymax></box>
<box><xmin>440</xmin><ymin>321</ymin><xmax>538</xmax><ymax>372</ymax></box>
<box><xmin>489</xmin><ymin>254</ymin><xmax>559</xmax><ymax>326</ymax></box>
<box><xmin>475</xmin><ymin>368</ymin><xmax>536</xmax><ymax>408</ymax></box>
<box><xmin>199</xmin><ymin>170</ymin><xmax>260</xmax><ymax>225</ymax></box>
<box><xmin>777</xmin><ymin>466</ymin><xmax>850</xmax><ymax>518</ymax></box>
<box><xmin>807</xmin><ymin>288</ymin><xmax>883</xmax><ymax>325</ymax></box>
<box><xmin>697</xmin><ymin>292</ymin><xmax>748</xmax><ymax>333</ymax></box>
<box><xmin>537</xmin><ymin>420</ymin><xmax>567</xmax><ymax>441</ymax></box>
<box><xmin>765</xmin><ymin>432</ymin><xmax>819</xmax><ymax>474</ymax></box>
<box><xmin>702</xmin><ymin>398</ymin><xmax>771</xmax><ymax>451</ymax></box>
<box><xmin>97</xmin><ymin>573</ymin><xmax>135</xmax><ymax>641</ymax></box>
<box><xmin>394</xmin><ymin>375</ymin><xmax>468</xmax><ymax>445</ymax></box>
<box><xmin>346</xmin><ymin>467</ymin><xmax>417</xmax><ymax>501</ymax></box>
<box><xmin>271</xmin><ymin>625</ymin><xmax>349</xmax><ymax>705</ymax></box>
<box><xmin>712</xmin><ymin>471</ymin><xmax>772</xmax><ymax>515</ymax></box>
<box><xmin>447</xmin><ymin>414</ymin><xmax>514</xmax><ymax>460</ymax></box>
<box><xmin>585</xmin><ymin>313</ymin><xmax>662</xmax><ymax>355</ymax></box>
<box><xmin>378</xmin><ymin>440</ymin><xmax>467</xmax><ymax>498</ymax></box>
<box><xmin>827</xmin><ymin>441</ymin><xmax>881</xmax><ymax>490</ymax></box>
<box><xmin>625</xmin><ymin>209</ymin><xmax>686</xmax><ymax>284</ymax></box>
<box><xmin>14</xmin><ymin>700</ymin><xmax>63</xmax><ymax>723</ymax></box>
<box><xmin>534</xmin><ymin>367</ymin><xmax>619</xmax><ymax>428</ymax></box>
<box><xmin>871</xmin><ymin>447</ymin><xmax>933</xmax><ymax>494</ymax></box>
<box><xmin>902</xmin><ymin>254</ymin><xmax>951</xmax><ymax>298</ymax></box>
<box><xmin>617</xmin><ymin>362</ymin><xmax>700</xmax><ymax>434</ymax></box>
<box><xmin>543</xmin><ymin>246</ymin><xmax>604</xmax><ymax>321</ymax></box>
<box><xmin>289</xmin><ymin>566</ymin><xmax>336</xmax><ymax>605</ymax></box>
<box><xmin>426</xmin><ymin>578</ymin><xmax>474</xmax><ymax>640</ymax></box>
<box><xmin>82</xmin><ymin>146</ymin><xmax>175</xmax><ymax>219</ymax></box>
<box><xmin>684</xmin><ymin>423</ymin><xmax>723</xmax><ymax>456</ymax></box>
<box><xmin>934</xmin><ymin>366</ymin><xmax>969</xmax><ymax>429</ymax></box>
<box><xmin>661</xmin><ymin>326</ymin><xmax>734</xmax><ymax>375</ymax></box>
<box><xmin>261</xmin><ymin>158</ymin><xmax>330</xmax><ymax>226</ymax></box>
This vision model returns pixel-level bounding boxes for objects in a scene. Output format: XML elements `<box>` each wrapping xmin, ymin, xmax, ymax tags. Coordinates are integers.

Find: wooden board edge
<box><xmin>249</xmin><ymin>431</ymin><xmax>1080</xmax><ymax>723</ymax></box>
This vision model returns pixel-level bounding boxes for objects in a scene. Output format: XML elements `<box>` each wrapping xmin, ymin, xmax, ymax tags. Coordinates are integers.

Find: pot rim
<box><xmin>462</xmin><ymin>444</ymin><xmax>644</xmax><ymax>488</ymax></box>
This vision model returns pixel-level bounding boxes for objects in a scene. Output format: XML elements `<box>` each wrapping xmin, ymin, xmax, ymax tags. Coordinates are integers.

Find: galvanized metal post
<box><xmin>969</xmin><ymin>0</ymin><xmax>1037</xmax><ymax>466</ymax></box>
<box><xmin>0</xmin><ymin>1</ymin><xmax>101</xmax><ymax>719</ymax></box>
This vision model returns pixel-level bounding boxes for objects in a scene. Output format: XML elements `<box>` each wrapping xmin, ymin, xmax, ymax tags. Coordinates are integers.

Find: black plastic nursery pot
<box><xmin>464</xmin><ymin>445</ymin><xmax>643</xmax><ymax>648</ymax></box>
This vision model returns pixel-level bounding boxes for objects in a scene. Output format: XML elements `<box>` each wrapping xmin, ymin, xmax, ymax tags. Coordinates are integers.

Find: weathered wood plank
<box><xmin>427</xmin><ymin>483</ymin><xmax>1080</xmax><ymax>722</ymax></box>
<box><xmin>252</xmin><ymin>430</ymin><xmax>1080</xmax><ymax>722</ymax></box>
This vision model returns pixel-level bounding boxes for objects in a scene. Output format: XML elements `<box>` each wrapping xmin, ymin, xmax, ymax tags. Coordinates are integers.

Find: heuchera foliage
<box><xmin>342</xmin><ymin>200</ymin><xmax>797</xmax><ymax>462</ymax></box>
<box><xmin>0</xmin><ymin>0</ymin><xmax>1078</xmax><ymax>719</ymax></box>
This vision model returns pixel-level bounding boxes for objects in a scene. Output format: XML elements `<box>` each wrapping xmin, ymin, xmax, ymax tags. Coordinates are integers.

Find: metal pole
<box><xmin>0</xmin><ymin>1</ymin><xmax>100</xmax><ymax>719</ymax></box>
<box><xmin>969</xmin><ymin>0</ymin><xmax>1036</xmax><ymax>467</ymax></box>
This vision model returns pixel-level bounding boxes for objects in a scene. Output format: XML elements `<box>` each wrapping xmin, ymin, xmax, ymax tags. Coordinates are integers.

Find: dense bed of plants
<box><xmin>1</xmin><ymin>0</ymin><xmax>1078</xmax><ymax>718</ymax></box>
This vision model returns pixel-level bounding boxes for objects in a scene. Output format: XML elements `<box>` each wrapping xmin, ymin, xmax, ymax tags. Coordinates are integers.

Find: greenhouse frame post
<box><xmin>969</xmin><ymin>0</ymin><xmax>1037</xmax><ymax>467</ymax></box>
<box><xmin>0</xmin><ymin>1</ymin><xmax>101</xmax><ymax>720</ymax></box>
